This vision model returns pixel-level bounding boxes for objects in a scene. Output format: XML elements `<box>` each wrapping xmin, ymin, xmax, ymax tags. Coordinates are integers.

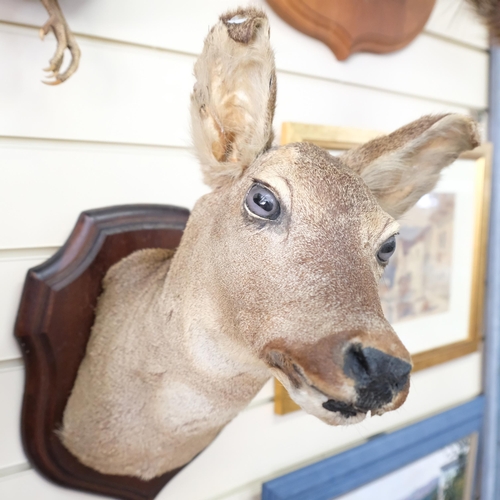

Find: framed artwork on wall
<box><xmin>263</xmin><ymin>396</ymin><xmax>484</xmax><ymax>500</ymax></box>
<box><xmin>275</xmin><ymin>123</ymin><xmax>492</xmax><ymax>415</ymax></box>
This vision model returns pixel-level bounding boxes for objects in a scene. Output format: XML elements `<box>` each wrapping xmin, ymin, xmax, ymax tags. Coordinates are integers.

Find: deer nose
<box><xmin>343</xmin><ymin>343</ymin><xmax>411</xmax><ymax>410</ymax></box>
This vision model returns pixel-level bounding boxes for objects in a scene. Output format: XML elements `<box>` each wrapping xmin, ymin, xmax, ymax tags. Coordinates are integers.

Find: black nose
<box><xmin>343</xmin><ymin>344</ymin><xmax>411</xmax><ymax>410</ymax></box>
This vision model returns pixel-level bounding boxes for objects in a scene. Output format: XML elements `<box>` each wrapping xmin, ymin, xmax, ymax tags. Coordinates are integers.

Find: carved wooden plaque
<box><xmin>15</xmin><ymin>205</ymin><xmax>190</xmax><ymax>500</ymax></box>
<box><xmin>266</xmin><ymin>0</ymin><xmax>436</xmax><ymax>60</ymax></box>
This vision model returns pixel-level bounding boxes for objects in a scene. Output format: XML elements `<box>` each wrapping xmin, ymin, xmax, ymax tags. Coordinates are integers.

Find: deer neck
<box><xmin>160</xmin><ymin>217</ymin><xmax>271</xmax><ymax>409</ymax></box>
<box><xmin>61</xmin><ymin>228</ymin><xmax>270</xmax><ymax>479</ymax></box>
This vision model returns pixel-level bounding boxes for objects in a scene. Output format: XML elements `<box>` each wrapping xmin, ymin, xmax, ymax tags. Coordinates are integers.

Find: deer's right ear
<box><xmin>191</xmin><ymin>8</ymin><xmax>277</xmax><ymax>189</ymax></box>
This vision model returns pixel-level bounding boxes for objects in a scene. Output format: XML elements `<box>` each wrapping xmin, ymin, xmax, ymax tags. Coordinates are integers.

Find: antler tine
<box><xmin>40</xmin><ymin>0</ymin><xmax>81</xmax><ymax>85</ymax></box>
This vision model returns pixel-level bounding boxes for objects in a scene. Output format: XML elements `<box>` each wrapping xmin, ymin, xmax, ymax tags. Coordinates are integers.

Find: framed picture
<box><xmin>263</xmin><ymin>396</ymin><xmax>484</xmax><ymax>500</ymax></box>
<box><xmin>275</xmin><ymin>122</ymin><xmax>492</xmax><ymax>415</ymax></box>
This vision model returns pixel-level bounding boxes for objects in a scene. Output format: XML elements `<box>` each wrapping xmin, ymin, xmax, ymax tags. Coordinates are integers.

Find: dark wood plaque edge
<box><xmin>266</xmin><ymin>0</ymin><xmax>436</xmax><ymax>61</ymax></box>
<box><xmin>14</xmin><ymin>204</ymin><xmax>191</xmax><ymax>500</ymax></box>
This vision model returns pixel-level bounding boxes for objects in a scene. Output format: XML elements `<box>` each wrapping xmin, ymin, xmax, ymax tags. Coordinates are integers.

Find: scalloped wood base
<box><xmin>14</xmin><ymin>205</ymin><xmax>190</xmax><ymax>500</ymax></box>
<box><xmin>266</xmin><ymin>0</ymin><xmax>436</xmax><ymax>60</ymax></box>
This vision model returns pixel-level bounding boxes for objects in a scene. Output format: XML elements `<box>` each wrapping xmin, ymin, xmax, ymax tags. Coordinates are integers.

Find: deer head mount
<box><xmin>54</xmin><ymin>6</ymin><xmax>479</xmax><ymax>483</ymax></box>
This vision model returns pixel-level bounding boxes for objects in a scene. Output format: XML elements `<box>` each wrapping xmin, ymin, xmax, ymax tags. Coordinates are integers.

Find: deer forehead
<box><xmin>198</xmin><ymin>142</ymin><xmax>399</xmax><ymax>314</ymax></box>
<box><xmin>241</xmin><ymin>142</ymin><xmax>398</xmax><ymax>242</ymax></box>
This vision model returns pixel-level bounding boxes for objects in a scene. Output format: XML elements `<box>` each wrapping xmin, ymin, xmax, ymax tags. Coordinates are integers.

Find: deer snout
<box><xmin>265</xmin><ymin>331</ymin><xmax>412</xmax><ymax>424</ymax></box>
<box><xmin>339</xmin><ymin>343</ymin><xmax>411</xmax><ymax>413</ymax></box>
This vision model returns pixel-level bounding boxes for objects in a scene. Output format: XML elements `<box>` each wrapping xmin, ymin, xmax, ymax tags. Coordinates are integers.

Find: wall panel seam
<box><xmin>277</xmin><ymin>67</ymin><xmax>488</xmax><ymax>111</ymax></box>
<box><xmin>0</xmin><ymin>135</ymin><xmax>191</xmax><ymax>152</ymax></box>
<box><xmin>0</xmin><ymin>463</ymin><xmax>31</xmax><ymax>480</ymax></box>
<box><xmin>0</xmin><ymin>18</ymin><xmax>487</xmax><ymax>55</ymax></box>
<box><xmin>0</xmin><ymin>247</ymin><xmax>58</xmax><ymax>261</ymax></box>
<box><xmin>0</xmin><ymin>359</ymin><xmax>23</xmax><ymax>371</ymax></box>
<box><xmin>424</xmin><ymin>30</ymin><xmax>488</xmax><ymax>53</ymax></box>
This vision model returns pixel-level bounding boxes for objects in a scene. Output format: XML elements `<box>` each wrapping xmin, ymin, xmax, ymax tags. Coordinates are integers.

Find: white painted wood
<box><xmin>0</xmin><ymin>140</ymin><xmax>208</xmax><ymax>249</ymax></box>
<box><xmin>426</xmin><ymin>0</ymin><xmax>489</xmax><ymax>49</ymax></box>
<box><xmin>0</xmin><ymin>352</ymin><xmax>481</xmax><ymax>498</ymax></box>
<box><xmin>1</xmin><ymin>0</ymin><xmax>489</xmax><ymax>52</ymax></box>
<box><xmin>0</xmin><ymin>365</ymin><xmax>25</xmax><ymax>470</ymax></box>
<box><xmin>0</xmin><ymin>24</ymin><xmax>195</xmax><ymax>147</ymax></box>
<box><xmin>266</xmin><ymin>7</ymin><xmax>487</xmax><ymax>110</ymax></box>
<box><xmin>250</xmin><ymin>379</ymin><xmax>274</xmax><ymax>409</ymax></box>
<box><xmin>0</xmin><ymin>24</ymin><xmax>475</xmax><ymax>148</ymax></box>
<box><xmin>0</xmin><ymin>469</ymin><xmax>108</xmax><ymax>500</ymax></box>
<box><xmin>216</xmin><ymin>484</ymin><xmax>261</xmax><ymax>500</ymax></box>
<box><xmin>274</xmin><ymin>71</ymin><xmax>470</xmax><ymax>137</ymax></box>
<box><xmin>0</xmin><ymin>1</ymin><xmax>488</xmax><ymax>108</ymax></box>
<box><xmin>0</xmin><ymin>251</ymin><xmax>55</xmax><ymax>361</ymax></box>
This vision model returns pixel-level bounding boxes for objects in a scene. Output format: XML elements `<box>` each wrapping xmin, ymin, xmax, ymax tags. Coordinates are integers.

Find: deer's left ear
<box><xmin>191</xmin><ymin>8</ymin><xmax>276</xmax><ymax>189</ymax></box>
<box><xmin>341</xmin><ymin>114</ymin><xmax>480</xmax><ymax>218</ymax></box>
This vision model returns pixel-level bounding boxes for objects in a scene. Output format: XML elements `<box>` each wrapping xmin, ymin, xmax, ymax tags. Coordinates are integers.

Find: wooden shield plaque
<box><xmin>266</xmin><ymin>0</ymin><xmax>436</xmax><ymax>60</ymax></box>
<box><xmin>15</xmin><ymin>204</ymin><xmax>190</xmax><ymax>500</ymax></box>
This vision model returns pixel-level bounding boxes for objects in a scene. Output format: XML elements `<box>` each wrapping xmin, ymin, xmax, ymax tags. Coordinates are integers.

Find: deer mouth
<box><xmin>304</xmin><ymin>380</ymin><xmax>368</xmax><ymax>419</ymax></box>
<box><xmin>286</xmin><ymin>365</ymin><xmax>369</xmax><ymax>423</ymax></box>
<box><xmin>321</xmin><ymin>399</ymin><xmax>363</xmax><ymax>418</ymax></box>
<box><xmin>267</xmin><ymin>352</ymin><xmax>367</xmax><ymax>421</ymax></box>
<box><xmin>289</xmin><ymin>365</ymin><xmax>366</xmax><ymax>418</ymax></box>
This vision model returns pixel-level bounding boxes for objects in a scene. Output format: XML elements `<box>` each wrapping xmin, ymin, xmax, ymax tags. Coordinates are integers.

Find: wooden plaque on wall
<box><xmin>15</xmin><ymin>204</ymin><xmax>190</xmax><ymax>500</ymax></box>
<box><xmin>266</xmin><ymin>0</ymin><xmax>436</xmax><ymax>60</ymax></box>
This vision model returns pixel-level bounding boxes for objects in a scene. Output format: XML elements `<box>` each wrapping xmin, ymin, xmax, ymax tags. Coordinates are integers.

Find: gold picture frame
<box><xmin>275</xmin><ymin>122</ymin><xmax>492</xmax><ymax>415</ymax></box>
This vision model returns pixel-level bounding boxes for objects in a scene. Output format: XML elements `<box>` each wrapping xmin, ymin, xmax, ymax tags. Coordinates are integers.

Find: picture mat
<box><xmin>392</xmin><ymin>158</ymin><xmax>476</xmax><ymax>354</ymax></box>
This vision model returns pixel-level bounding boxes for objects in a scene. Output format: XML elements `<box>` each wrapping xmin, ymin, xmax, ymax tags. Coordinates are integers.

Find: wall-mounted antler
<box><xmin>40</xmin><ymin>0</ymin><xmax>80</xmax><ymax>84</ymax></box>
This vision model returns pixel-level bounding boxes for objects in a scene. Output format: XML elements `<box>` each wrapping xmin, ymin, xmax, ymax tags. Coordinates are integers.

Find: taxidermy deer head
<box><xmin>60</xmin><ymin>7</ymin><xmax>479</xmax><ymax>481</ymax></box>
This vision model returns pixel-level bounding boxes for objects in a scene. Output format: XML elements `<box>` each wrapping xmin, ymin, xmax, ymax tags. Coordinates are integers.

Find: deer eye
<box><xmin>377</xmin><ymin>235</ymin><xmax>396</xmax><ymax>264</ymax></box>
<box><xmin>245</xmin><ymin>184</ymin><xmax>280</xmax><ymax>220</ymax></box>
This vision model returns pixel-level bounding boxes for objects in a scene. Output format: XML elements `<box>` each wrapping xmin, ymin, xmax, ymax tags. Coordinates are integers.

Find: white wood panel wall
<box><xmin>0</xmin><ymin>0</ymin><xmax>489</xmax><ymax>498</ymax></box>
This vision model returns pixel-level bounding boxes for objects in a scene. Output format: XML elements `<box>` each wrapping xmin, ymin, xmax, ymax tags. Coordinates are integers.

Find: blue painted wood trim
<box><xmin>481</xmin><ymin>45</ymin><xmax>500</xmax><ymax>500</ymax></box>
<box><xmin>262</xmin><ymin>396</ymin><xmax>485</xmax><ymax>500</ymax></box>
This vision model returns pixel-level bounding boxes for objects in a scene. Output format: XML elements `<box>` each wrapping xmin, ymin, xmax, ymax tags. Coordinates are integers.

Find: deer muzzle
<box><xmin>319</xmin><ymin>343</ymin><xmax>411</xmax><ymax>418</ymax></box>
<box><xmin>265</xmin><ymin>330</ymin><xmax>412</xmax><ymax>423</ymax></box>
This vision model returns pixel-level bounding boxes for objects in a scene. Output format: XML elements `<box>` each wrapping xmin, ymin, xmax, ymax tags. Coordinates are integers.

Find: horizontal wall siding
<box><xmin>0</xmin><ymin>469</ymin><xmax>109</xmax><ymax>500</ymax></box>
<box><xmin>0</xmin><ymin>364</ymin><xmax>24</xmax><ymax>470</ymax></box>
<box><xmin>274</xmin><ymin>71</ymin><xmax>471</xmax><ymax>133</ymax></box>
<box><xmin>426</xmin><ymin>0</ymin><xmax>488</xmax><ymax>49</ymax></box>
<box><xmin>0</xmin><ymin>25</ymin><xmax>195</xmax><ymax>146</ymax></box>
<box><xmin>0</xmin><ymin>0</ymin><xmax>489</xmax><ymax>498</ymax></box>
<box><xmin>272</xmin><ymin>27</ymin><xmax>487</xmax><ymax>109</ymax></box>
<box><xmin>0</xmin><ymin>139</ymin><xmax>208</xmax><ymax>249</ymax></box>
<box><xmin>0</xmin><ymin>0</ymin><xmax>488</xmax><ymax>50</ymax></box>
<box><xmin>0</xmin><ymin>24</ymin><xmax>479</xmax><ymax>148</ymax></box>
<box><xmin>0</xmin><ymin>0</ymin><xmax>488</xmax><ymax>93</ymax></box>
<box><xmin>0</xmin><ymin>251</ymin><xmax>55</xmax><ymax>361</ymax></box>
